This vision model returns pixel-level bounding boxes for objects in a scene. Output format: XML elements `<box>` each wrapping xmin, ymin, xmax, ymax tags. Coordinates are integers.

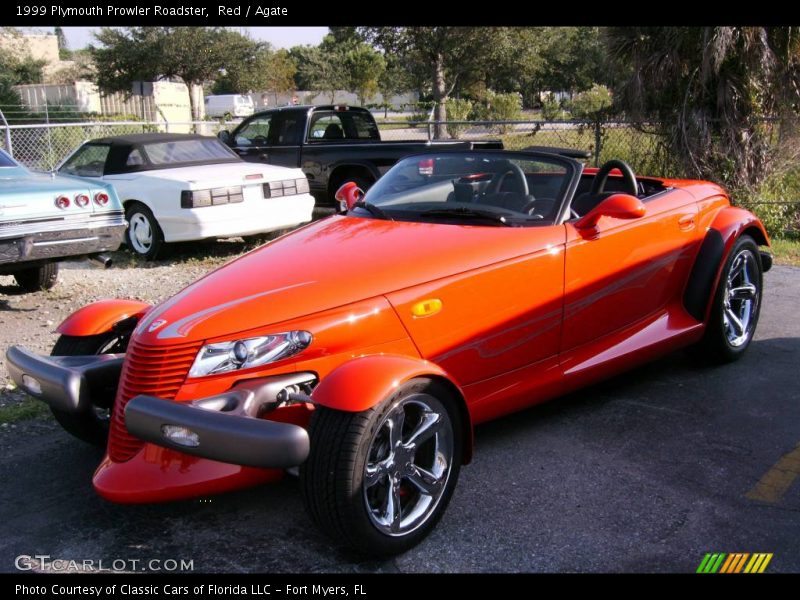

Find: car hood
<box><xmin>135</xmin><ymin>215</ymin><xmax>555</xmax><ymax>345</ymax></box>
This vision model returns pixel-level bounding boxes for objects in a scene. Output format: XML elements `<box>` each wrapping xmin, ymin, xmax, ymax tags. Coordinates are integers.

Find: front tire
<box><xmin>698</xmin><ymin>235</ymin><xmax>763</xmax><ymax>363</ymax></box>
<box><xmin>49</xmin><ymin>333</ymin><xmax>127</xmax><ymax>447</ymax></box>
<box><xmin>301</xmin><ymin>378</ymin><xmax>462</xmax><ymax>556</ymax></box>
<box><xmin>125</xmin><ymin>202</ymin><xmax>164</xmax><ymax>260</ymax></box>
<box><xmin>14</xmin><ymin>262</ymin><xmax>59</xmax><ymax>292</ymax></box>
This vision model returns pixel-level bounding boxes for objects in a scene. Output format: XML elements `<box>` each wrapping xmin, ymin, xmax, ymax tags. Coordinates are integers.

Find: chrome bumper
<box><xmin>0</xmin><ymin>217</ymin><xmax>127</xmax><ymax>267</ymax></box>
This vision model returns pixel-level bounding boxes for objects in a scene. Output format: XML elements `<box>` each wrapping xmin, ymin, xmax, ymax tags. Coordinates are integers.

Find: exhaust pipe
<box><xmin>89</xmin><ymin>253</ymin><xmax>113</xmax><ymax>269</ymax></box>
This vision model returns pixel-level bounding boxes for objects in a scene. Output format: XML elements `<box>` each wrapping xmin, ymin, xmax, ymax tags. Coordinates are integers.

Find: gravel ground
<box><xmin>0</xmin><ymin>243</ymin><xmax>246</xmax><ymax>401</ymax></box>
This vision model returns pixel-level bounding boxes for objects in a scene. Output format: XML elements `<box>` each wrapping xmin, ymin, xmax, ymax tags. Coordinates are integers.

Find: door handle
<box><xmin>678</xmin><ymin>215</ymin><xmax>695</xmax><ymax>231</ymax></box>
<box><xmin>258</xmin><ymin>153</ymin><xmax>269</xmax><ymax>161</ymax></box>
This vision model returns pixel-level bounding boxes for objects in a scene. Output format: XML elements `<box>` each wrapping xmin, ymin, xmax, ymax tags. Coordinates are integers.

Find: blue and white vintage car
<box><xmin>0</xmin><ymin>148</ymin><xmax>127</xmax><ymax>292</ymax></box>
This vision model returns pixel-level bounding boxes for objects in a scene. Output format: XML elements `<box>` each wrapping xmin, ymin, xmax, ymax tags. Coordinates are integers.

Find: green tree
<box><xmin>606</xmin><ymin>27</ymin><xmax>800</xmax><ymax>189</ymax></box>
<box><xmin>54</xmin><ymin>26</ymin><xmax>70</xmax><ymax>59</ymax></box>
<box><xmin>377</xmin><ymin>55</ymin><xmax>412</xmax><ymax>116</ymax></box>
<box><xmin>362</xmin><ymin>27</ymin><xmax>501</xmax><ymax>138</ymax></box>
<box><xmin>344</xmin><ymin>43</ymin><xmax>385</xmax><ymax>106</ymax></box>
<box><xmin>91</xmin><ymin>27</ymin><xmax>257</xmax><ymax>120</ymax></box>
<box><xmin>294</xmin><ymin>45</ymin><xmax>341</xmax><ymax>103</ymax></box>
<box><xmin>213</xmin><ymin>44</ymin><xmax>296</xmax><ymax>99</ymax></box>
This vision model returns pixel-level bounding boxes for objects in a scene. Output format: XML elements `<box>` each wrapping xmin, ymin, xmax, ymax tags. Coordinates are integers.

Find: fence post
<box><xmin>594</xmin><ymin>120</ymin><xmax>602</xmax><ymax>167</ymax></box>
<box><xmin>0</xmin><ymin>109</ymin><xmax>12</xmax><ymax>156</ymax></box>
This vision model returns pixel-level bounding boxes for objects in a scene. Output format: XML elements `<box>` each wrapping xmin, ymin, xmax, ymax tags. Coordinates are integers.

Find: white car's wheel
<box><xmin>125</xmin><ymin>203</ymin><xmax>164</xmax><ymax>260</ymax></box>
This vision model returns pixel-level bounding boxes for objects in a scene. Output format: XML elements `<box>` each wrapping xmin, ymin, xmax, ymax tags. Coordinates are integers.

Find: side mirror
<box><xmin>574</xmin><ymin>193</ymin><xmax>646</xmax><ymax>230</ymax></box>
<box><xmin>335</xmin><ymin>181</ymin><xmax>365</xmax><ymax>213</ymax></box>
<box><xmin>217</xmin><ymin>130</ymin><xmax>232</xmax><ymax>146</ymax></box>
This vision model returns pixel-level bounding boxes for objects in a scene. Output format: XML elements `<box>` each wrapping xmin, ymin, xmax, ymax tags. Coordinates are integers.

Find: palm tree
<box><xmin>606</xmin><ymin>27</ymin><xmax>800</xmax><ymax>189</ymax></box>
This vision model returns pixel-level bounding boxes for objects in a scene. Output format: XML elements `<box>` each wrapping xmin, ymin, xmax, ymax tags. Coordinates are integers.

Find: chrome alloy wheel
<box><xmin>363</xmin><ymin>394</ymin><xmax>454</xmax><ymax>536</ymax></box>
<box><xmin>723</xmin><ymin>248</ymin><xmax>760</xmax><ymax>347</ymax></box>
<box><xmin>128</xmin><ymin>212</ymin><xmax>153</xmax><ymax>254</ymax></box>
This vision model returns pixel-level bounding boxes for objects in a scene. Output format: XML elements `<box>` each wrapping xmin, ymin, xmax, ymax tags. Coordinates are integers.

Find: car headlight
<box><xmin>188</xmin><ymin>331</ymin><xmax>312</xmax><ymax>378</ymax></box>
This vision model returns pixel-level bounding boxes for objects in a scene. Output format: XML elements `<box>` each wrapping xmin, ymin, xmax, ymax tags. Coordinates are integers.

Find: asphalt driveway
<box><xmin>1</xmin><ymin>266</ymin><xmax>798</xmax><ymax>573</ymax></box>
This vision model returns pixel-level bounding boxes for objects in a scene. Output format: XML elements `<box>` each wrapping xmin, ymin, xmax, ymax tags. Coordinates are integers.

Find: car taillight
<box><xmin>181</xmin><ymin>187</ymin><xmax>243</xmax><ymax>209</ymax></box>
<box><xmin>418</xmin><ymin>159</ymin><xmax>434</xmax><ymax>176</ymax></box>
<box><xmin>75</xmin><ymin>193</ymin><xmax>90</xmax><ymax>207</ymax></box>
<box><xmin>263</xmin><ymin>178</ymin><xmax>309</xmax><ymax>198</ymax></box>
<box><xmin>55</xmin><ymin>195</ymin><xmax>70</xmax><ymax>209</ymax></box>
<box><xmin>94</xmin><ymin>192</ymin><xmax>109</xmax><ymax>206</ymax></box>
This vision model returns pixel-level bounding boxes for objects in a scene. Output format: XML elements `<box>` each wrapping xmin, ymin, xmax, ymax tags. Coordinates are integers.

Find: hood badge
<box><xmin>148</xmin><ymin>319</ymin><xmax>168</xmax><ymax>333</ymax></box>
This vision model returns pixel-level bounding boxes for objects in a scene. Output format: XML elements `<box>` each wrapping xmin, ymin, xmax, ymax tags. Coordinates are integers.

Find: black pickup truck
<box><xmin>217</xmin><ymin>105</ymin><xmax>502</xmax><ymax>203</ymax></box>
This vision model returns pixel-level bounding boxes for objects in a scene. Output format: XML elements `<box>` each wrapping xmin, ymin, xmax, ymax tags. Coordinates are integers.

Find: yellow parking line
<box><xmin>745</xmin><ymin>442</ymin><xmax>800</xmax><ymax>503</ymax></box>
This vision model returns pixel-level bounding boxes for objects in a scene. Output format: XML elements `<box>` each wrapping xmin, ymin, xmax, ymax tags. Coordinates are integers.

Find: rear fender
<box><xmin>311</xmin><ymin>354</ymin><xmax>474</xmax><ymax>464</ymax></box>
<box><xmin>683</xmin><ymin>206</ymin><xmax>770</xmax><ymax>322</ymax></box>
<box><xmin>57</xmin><ymin>299</ymin><xmax>152</xmax><ymax>337</ymax></box>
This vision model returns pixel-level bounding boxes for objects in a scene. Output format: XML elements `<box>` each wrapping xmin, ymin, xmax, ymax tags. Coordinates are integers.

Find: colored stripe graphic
<box><xmin>697</xmin><ymin>552</ymin><xmax>773</xmax><ymax>573</ymax></box>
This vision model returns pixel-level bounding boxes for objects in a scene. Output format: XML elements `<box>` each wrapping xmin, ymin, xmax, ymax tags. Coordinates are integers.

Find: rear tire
<box><xmin>125</xmin><ymin>202</ymin><xmax>164</xmax><ymax>261</ymax></box>
<box><xmin>49</xmin><ymin>333</ymin><xmax>126</xmax><ymax>447</ymax></box>
<box><xmin>696</xmin><ymin>235</ymin><xmax>763</xmax><ymax>363</ymax></box>
<box><xmin>14</xmin><ymin>262</ymin><xmax>59</xmax><ymax>292</ymax></box>
<box><xmin>301</xmin><ymin>378</ymin><xmax>462</xmax><ymax>556</ymax></box>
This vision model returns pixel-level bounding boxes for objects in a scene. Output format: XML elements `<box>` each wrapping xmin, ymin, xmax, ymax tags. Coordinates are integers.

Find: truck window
<box><xmin>272</xmin><ymin>114</ymin><xmax>302</xmax><ymax>146</ymax></box>
<box><xmin>348</xmin><ymin>112</ymin><xmax>380</xmax><ymax>140</ymax></box>
<box><xmin>235</xmin><ymin>115</ymin><xmax>272</xmax><ymax>146</ymax></box>
<box><xmin>308</xmin><ymin>114</ymin><xmax>345</xmax><ymax>140</ymax></box>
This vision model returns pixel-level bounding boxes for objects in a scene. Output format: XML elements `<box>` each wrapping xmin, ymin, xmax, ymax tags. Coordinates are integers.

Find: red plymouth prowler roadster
<box><xmin>6</xmin><ymin>149</ymin><xmax>771</xmax><ymax>555</ymax></box>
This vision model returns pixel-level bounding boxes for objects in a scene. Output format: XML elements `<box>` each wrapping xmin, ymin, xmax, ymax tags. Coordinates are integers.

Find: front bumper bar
<box><xmin>6</xmin><ymin>344</ymin><xmax>315</xmax><ymax>469</ymax></box>
<box><xmin>6</xmin><ymin>345</ymin><xmax>122</xmax><ymax>412</ymax></box>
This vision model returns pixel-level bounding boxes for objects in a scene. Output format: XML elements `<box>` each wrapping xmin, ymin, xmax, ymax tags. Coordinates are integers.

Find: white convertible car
<box><xmin>57</xmin><ymin>133</ymin><xmax>315</xmax><ymax>259</ymax></box>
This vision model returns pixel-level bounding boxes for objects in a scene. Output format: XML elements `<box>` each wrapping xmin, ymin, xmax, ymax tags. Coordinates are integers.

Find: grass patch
<box><xmin>0</xmin><ymin>396</ymin><xmax>50</xmax><ymax>424</ymax></box>
<box><xmin>770</xmin><ymin>237</ymin><xmax>800</xmax><ymax>266</ymax></box>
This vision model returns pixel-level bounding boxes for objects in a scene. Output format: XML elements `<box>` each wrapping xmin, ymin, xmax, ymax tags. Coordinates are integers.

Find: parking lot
<box><xmin>0</xmin><ymin>255</ymin><xmax>798</xmax><ymax>573</ymax></box>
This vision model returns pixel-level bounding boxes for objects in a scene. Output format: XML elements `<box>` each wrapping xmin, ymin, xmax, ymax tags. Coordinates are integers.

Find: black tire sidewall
<box><xmin>706</xmin><ymin>235</ymin><xmax>763</xmax><ymax>361</ymax></box>
<box><xmin>125</xmin><ymin>203</ymin><xmax>163</xmax><ymax>260</ymax></box>
<box><xmin>304</xmin><ymin>378</ymin><xmax>462</xmax><ymax>556</ymax></box>
<box><xmin>14</xmin><ymin>262</ymin><xmax>59</xmax><ymax>292</ymax></box>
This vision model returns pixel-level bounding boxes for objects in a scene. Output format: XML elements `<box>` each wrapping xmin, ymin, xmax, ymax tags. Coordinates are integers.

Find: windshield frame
<box><xmin>357</xmin><ymin>150</ymin><xmax>583</xmax><ymax>227</ymax></box>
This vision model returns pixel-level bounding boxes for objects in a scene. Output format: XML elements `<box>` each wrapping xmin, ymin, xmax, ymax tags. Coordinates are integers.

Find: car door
<box><xmin>561</xmin><ymin>185</ymin><xmax>701</xmax><ymax>358</ymax></box>
<box><xmin>229</xmin><ymin>113</ymin><xmax>273</xmax><ymax>163</ymax></box>
<box><xmin>266</xmin><ymin>112</ymin><xmax>303</xmax><ymax>168</ymax></box>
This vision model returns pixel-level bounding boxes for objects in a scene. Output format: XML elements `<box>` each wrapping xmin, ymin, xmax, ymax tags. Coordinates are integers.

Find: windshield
<box><xmin>143</xmin><ymin>138</ymin><xmax>237</xmax><ymax>165</ymax></box>
<box><xmin>360</xmin><ymin>152</ymin><xmax>575</xmax><ymax>226</ymax></box>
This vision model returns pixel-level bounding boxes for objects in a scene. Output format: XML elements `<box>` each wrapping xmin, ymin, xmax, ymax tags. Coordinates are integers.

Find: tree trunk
<box><xmin>432</xmin><ymin>53</ymin><xmax>448</xmax><ymax>140</ymax></box>
<box><xmin>187</xmin><ymin>83</ymin><xmax>197</xmax><ymax>122</ymax></box>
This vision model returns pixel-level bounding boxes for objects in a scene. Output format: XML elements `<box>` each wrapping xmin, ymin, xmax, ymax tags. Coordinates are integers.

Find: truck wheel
<box><xmin>301</xmin><ymin>378</ymin><xmax>462</xmax><ymax>555</ymax></box>
<box><xmin>697</xmin><ymin>235</ymin><xmax>763</xmax><ymax>363</ymax></box>
<box><xmin>49</xmin><ymin>333</ymin><xmax>126</xmax><ymax>447</ymax></box>
<box><xmin>125</xmin><ymin>203</ymin><xmax>164</xmax><ymax>260</ymax></box>
<box><xmin>14</xmin><ymin>262</ymin><xmax>59</xmax><ymax>292</ymax></box>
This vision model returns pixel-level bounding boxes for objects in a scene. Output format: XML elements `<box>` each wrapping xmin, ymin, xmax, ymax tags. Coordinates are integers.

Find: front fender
<box><xmin>683</xmin><ymin>206</ymin><xmax>770</xmax><ymax>322</ymax></box>
<box><xmin>311</xmin><ymin>354</ymin><xmax>474</xmax><ymax>463</ymax></box>
<box><xmin>57</xmin><ymin>299</ymin><xmax>151</xmax><ymax>337</ymax></box>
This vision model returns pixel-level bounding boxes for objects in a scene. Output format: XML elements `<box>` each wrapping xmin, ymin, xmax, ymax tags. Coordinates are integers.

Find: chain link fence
<box><xmin>1</xmin><ymin>116</ymin><xmax>671</xmax><ymax>174</ymax></box>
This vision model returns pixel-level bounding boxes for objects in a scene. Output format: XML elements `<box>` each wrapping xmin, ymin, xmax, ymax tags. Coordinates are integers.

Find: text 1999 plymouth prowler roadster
<box><xmin>6</xmin><ymin>149</ymin><xmax>771</xmax><ymax>555</ymax></box>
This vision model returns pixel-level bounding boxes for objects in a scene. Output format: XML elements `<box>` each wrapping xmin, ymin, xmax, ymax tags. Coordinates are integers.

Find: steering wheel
<box><xmin>488</xmin><ymin>162</ymin><xmax>530</xmax><ymax>198</ymax></box>
<box><xmin>591</xmin><ymin>159</ymin><xmax>638</xmax><ymax>196</ymax></box>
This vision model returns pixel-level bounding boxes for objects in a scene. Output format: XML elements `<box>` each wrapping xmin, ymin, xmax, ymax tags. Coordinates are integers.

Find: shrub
<box><xmin>445</xmin><ymin>98</ymin><xmax>472</xmax><ymax>139</ymax></box>
<box><xmin>569</xmin><ymin>84</ymin><xmax>613</xmax><ymax>120</ymax></box>
<box><xmin>540</xmin><ymin>96</ymin><xmax>568</xmax><ymax>121</ymax></box>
